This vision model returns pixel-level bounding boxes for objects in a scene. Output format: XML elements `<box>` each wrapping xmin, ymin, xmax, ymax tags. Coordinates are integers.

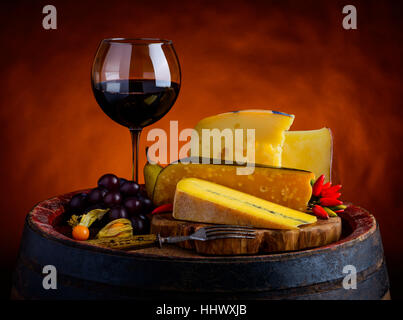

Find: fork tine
<box><xmin>190</xmin><ymin>225</ymin><xmax>257</xmax><ymax>242</ymax></box>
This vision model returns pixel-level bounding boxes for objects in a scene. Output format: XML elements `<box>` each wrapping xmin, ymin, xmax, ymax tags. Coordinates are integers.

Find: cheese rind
<box><xmin>282</xmin><ymin>128</ymin><xmax>333</xmax><ymax>182</ymax></box>
<box><xmin>192</xmin><ymin>110</ymin><xmax>294</xmax><ymax>167</ymax></box>
<box><xmin>152</xmin><ymin>157</ymin><xmax>314</xmax><ymax>211</ymax></box>
<box><xmin>173</xmin><ymin>178</ymin><xmax>317</xmax><ymax>230</ymax></box>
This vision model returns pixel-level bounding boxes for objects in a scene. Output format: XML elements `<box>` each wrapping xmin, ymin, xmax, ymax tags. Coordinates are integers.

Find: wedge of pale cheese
<box><xmin>282</xmin><ymin>128</ymin><xmax>333</xmax><ymax>182</ymax></box>
<box><xmin>173</xmin><ymin>178</ymin><xmax>317</xmax><ymax>230</ymax></box>
<box><xmin>192</xmin><ymin>110</ymin><xmax>294</xmax><ymax>167</ymax></box>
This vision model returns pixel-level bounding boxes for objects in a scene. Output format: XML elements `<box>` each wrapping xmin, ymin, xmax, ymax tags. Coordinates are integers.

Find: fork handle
<box><xmin>160</xmin><ymin>235</ymin><xmax>191</xmax><ymax>244</ymax></box>
<box><xmin>86</xmin><ymin>234</ymin><xmax>159</xmax><ymax>250</ymax></box>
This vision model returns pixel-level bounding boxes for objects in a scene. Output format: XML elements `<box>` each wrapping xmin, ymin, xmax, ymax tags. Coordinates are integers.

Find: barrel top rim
<box><xmin>26</xmin><ymin>190</ymin><xmax>377</xmax><ymax>262</ymax></box>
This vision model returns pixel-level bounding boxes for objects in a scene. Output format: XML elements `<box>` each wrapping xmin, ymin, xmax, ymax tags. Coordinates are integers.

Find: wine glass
<box><xmin>91</xmin><ymin>38</ymin><xmax>181</xmax><ymax>182</ymax></box>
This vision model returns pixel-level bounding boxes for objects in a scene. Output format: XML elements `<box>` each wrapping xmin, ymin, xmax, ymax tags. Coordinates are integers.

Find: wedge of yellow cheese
<box><xmin>173</xmin><ymin>178</ymin><xmax>317</xmax><ymax>230</ymax></box>
<box><xmin>282</xmin><ymin>128</ymin><xmax>333</xmax><ymax>182</ymax></box>
<box><xmin>152</xmin><ymin>157</ymin><xmax>315</xmax><ymax>211</ymax></box>
<box><xmin>192</xmin><ymin>110</ymin><xmax>294</xmax><ymax>167</ymax></box>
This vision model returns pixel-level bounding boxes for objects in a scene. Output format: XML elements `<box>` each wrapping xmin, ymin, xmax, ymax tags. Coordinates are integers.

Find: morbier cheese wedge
<box><xmin>173</xmin><ymin>178</ymin><xmax>317</xmax><ymax>230</ymax></box>
<box><xmin>152</xmin><ymin>157</ymin><xmax>315</xmax><ymax>211</ymax></box>
<box><xmin>282</xmin><ymin>128</ymin><xmax>333</xmax><ymax>182</ymax></box>
<box><xmin>192</xmin><ymin>110</ymin><xmax>294</xmax><ymax>167</ymax></box>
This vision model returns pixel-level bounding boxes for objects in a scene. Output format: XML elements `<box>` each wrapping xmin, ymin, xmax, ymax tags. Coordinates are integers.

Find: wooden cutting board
<box><xmin>150</xmin><ymin>213</ymin><xmax>342</xmax><ymax>255</ymax></box>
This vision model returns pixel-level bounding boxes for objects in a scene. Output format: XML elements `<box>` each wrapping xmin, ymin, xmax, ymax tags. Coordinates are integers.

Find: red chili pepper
<box><xmin>312</xmin><ymin>205</ymin><xmax>329</xmax><ymax>219</ymax></box>
<box><xmin>329</xmin><ymin>184</ymin><xmax>342</xmax><ymax>193</ymax></box>
<box><xmin>312</xmin><ymin>174</ymin><xmax>325</xmax><ymax>197</ymax></box>
<box><xmin>321</xmin><ymin>191</ymin><xmax>341</xmax><ymax>199</ymax></box>
<box><xmin>320</xmin><ymin>198</ymin><xmax>343</xmax><ymax>207</ymax></box>
<box><xmin>151</xmin><ymin>203</ymin><xmax>173</xmax><ymax>215</ymax></box>
<box><xmin>334</xmin><ymin>209</ymin><xmax>345</xmax><ymax>213</ymax></box>
<box><xmin>322</xmin><ymin>182</ymin><xmax>332</xmax><ymax>190</ymax></box>
<box><xmin>321</xmin><ymin>185</ymin><xmax>342</xmax><ymax>197</ymax></box>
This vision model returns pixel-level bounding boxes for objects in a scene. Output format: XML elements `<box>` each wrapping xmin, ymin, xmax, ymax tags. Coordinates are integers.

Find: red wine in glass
<box><xmin>91</xmin><ymin>38</ymin><xmax>181</xmax><ymax>182</ymax></box>
<box><xmin>93</xmin><ymin>79</ymin><xmax>180</xmax><ymax>128</ymax></box>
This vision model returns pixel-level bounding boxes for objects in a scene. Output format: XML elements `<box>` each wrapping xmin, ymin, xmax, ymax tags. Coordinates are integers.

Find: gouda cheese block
<box><xmin>153</xmin><ymin>157</ymin><xmax>314</xmax><ymax>211</ymax></box>
<box><xmin>173</xmin><ymin>178</ymin><xmax>317</xmax><ymax>230</ymax></box>
<box><xmin>192</xmin><ymin>110</ymin><xmax>294</xmax><ymax>167</ymax></box>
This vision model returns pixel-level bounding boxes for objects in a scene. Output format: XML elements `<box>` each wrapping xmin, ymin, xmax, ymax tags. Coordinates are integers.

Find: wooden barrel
<box><xmin>12</xmin><ymin>191</ymin><xmax>390</xmax><ymax>300</ymax></box>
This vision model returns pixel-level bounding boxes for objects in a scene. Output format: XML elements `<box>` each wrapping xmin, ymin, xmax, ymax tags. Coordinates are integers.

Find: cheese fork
<box><xmin>86</xmin><ymin>225</ymin><xmax>256</xmax><ymax>251</ymax></box>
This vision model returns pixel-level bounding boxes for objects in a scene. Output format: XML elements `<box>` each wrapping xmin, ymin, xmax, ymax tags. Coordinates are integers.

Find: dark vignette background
<box><xmin>0</xmin><ymin>0</ymin><xmax>402</xmax><ymax>299</ymax></box>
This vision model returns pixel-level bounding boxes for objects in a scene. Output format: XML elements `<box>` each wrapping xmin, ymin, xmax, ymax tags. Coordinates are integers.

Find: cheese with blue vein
<box><xmin>173</xmin><ymin>178</ymin><xmax>317</xmax><ymax>230</ymax></box>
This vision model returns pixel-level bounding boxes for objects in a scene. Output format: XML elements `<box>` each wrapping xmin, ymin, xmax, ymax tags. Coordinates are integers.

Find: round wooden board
<box><xmin>150</xmin><ymin>213</ymin><xmax>342</xmax><ymax>255</ymax></box>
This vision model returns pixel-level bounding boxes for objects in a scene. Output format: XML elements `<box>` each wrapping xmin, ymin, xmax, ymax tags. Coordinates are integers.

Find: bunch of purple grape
<box><xmin>68</xmin><ymin>174</ymin><xmax>152</xmax><ymax>234</ymax></box>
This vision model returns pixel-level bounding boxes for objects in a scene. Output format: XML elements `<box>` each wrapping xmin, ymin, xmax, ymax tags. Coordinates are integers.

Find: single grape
<box><xmin>119</xmin><ymin>177</ymin><xmax>128</xmax><ymax>186</ymax></box>
<box><xmin>88</xmin><ymin>188</ymin><xmax>105</xmax><ymax>204</ymax></box>
<box><xmin>130</xmin><ymin>216</ymin><xmax>147</xmax><ymax>235</ymax></box>
<box><xmin>97</xmin><ymin>173</ymin><xmax>119</xmax><ymax>191</ymax></box>
<box><xmin>124</xmin><ymin>197</ymin><xmax>142</xmax><ymax>215</ymax></box>
<box><xmin>103</xmin><ymin>191</ymin><xmax>122</xmax><ymax>207</ymax></box>
<box><xmin>138</xmin><ymin>214</ymin><xmax>150</xmax><ymax>231</ymax></box>
<box><xmin>138</xmin><ymin>213</ymin><xmax>147</xmax><ymax>220</ymax></box>
<box><xmin>120</xmin><ymin>181</ymin><xmax>140</xmax><ymax>196</ymax></box>
<box><xmin>141</xmin><ymin>197</ymin><xmax>153</xmax><ymax>213</ymax></box>
<box><xmin>99</xmin><ymin>188</ymin><xmax>108</xmax><ymax>197</ymax></box>
<box><xmin>138</xmin><ymin>185</ymin><xmax>148</xmax><ymax>197</ymax></box>
<box><xmin>108</xmin><ymin>206</ymin><xmax>128</xmax><ymax>221</ymax></box>
<box><xmin>69</xmin><ymin>193</ymin><xmax>87</xmax><ymax>212</ymax></box>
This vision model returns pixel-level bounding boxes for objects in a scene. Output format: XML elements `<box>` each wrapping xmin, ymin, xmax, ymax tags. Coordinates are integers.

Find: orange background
<box><xmin>0</xmin><ymin>0</ymin><xmax>402</xmax><ymax>298</ymax></box>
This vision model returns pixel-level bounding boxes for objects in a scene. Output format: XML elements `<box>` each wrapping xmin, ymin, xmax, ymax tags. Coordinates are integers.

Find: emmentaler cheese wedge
<box><xmin>173</xmin><ymin>178</ymin><xmax>317</xmax><ymax>230</ymax></box>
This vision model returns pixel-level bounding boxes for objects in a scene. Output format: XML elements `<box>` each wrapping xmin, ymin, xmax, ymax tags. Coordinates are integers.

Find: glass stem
<box><xmin>129</xmin><ymin>128</ymin><xmax>142</xmax><ymax>182</ymax></box>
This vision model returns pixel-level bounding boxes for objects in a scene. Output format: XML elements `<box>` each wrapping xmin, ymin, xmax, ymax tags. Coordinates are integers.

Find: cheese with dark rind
<box><xmin>283</xmin><ymin>128</ymin><xmax>333</xmax><ymax>182</ymax></box>
<box><xmin>152</xmin><ymin>157</ymin><xmax>314</xmax><ymax>211</ymax></box>
<box><xmin>173</xmin><ymin>178</ymin><xmax>317</xmax><ymax>230</ymax></box>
